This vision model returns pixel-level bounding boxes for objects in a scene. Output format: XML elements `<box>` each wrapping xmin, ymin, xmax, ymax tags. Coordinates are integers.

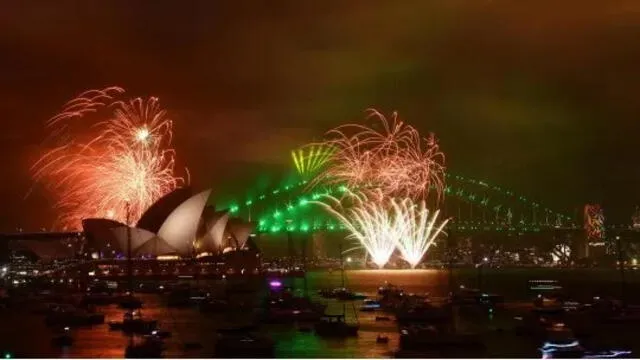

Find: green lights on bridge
<box><xmin>216</xmin><ymin>172</ymin><xmax>573</xmax><ymax>234</ymax></box>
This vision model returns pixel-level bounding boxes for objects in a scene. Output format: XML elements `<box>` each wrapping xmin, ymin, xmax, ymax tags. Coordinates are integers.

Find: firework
<box><xmin>584</xmin><ymin>204</ymin><xmax>605</xmax><ymax>240</ymax></box>
<box><xmin>314</xmin><ymin>190</ymin><xmax>449</xmax><ymax>268</ymax></box>
<box><xmin>32</xmin><ymin>87</ymin><xmax>186</xmax><ymax>229</ymax></box>
<box><xmin>632</xmin><ymin>206</ymin><xmax>640</xmax><ymax>229</ymax></box>
<box><xmin>313</xmin><ymin>190</ymin><xmax>400</xmax><ymax>268</ymax></box>
<box><xmin>551</xmin><ymin>244</ymin><xmax>571</xmax><ymax>264</ymax></box>
<box><xmin>393</xmin><ymin>199</ymin><xmax>449</xmax><ymax>268</ymax></box>
<box><xmin>291</xmin><ymin>144</ymin><xmax>334</xmax><ymax>178</ymax></box>
<box><xmin>314</xmin><ymin>109</ymin><xmax>445</xmax><ymax>201</ymax></box>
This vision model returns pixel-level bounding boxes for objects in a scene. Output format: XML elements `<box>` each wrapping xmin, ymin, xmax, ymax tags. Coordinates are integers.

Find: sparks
<box><xmin>291</xmin><ymin>144</ymin><xmax>335</xmax><ymax>179</ymax></box>
<box><xmin>313</xmin><ymin>190</ymin><xmax>400</xmax><ymax>268</ymax></box>
<box><xmin>314</xmin><ymin>189</ymin><xmax>449</xmax><ymax>269</ymax></box>
<box><xmin>584</xmin><ymin>204</ymin><xmax>605</xmax><ymax>240</ymax></box>
<box><xmin>32</xmin><ymin>87</ymin><xmax>186</xmax><ymax>229</ymax></box>
<box><xmin>313</xmin><ymin>109</ymin><xmax>445</xmax><ymax>202</ymax></box>
<box><xmin>393</xmin><ymin>199</ymin><xmax>449</xmax><ymax>268</ymax></box>
<box><xmin>135</xmin><ymin>127</ymin><xmax>151</xmax><ymax>143</ymax></box>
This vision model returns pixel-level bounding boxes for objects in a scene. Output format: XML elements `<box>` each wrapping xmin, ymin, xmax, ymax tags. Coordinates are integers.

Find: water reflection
<box><xmin>2</xmin><ymin>269</ymin><xmax>640</xmax><ymax>357</ymax></box>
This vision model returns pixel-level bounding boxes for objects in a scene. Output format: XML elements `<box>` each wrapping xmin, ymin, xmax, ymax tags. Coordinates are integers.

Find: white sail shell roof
<box><xmin>225</xmin><ymin>218</ymin><xmax>254</xmax><ymax>248</ymax></box>
<box><xmin>202</xmin><ymin>210</ymin><xmax>229</xmax><ymax>252</ymax></box>
<box><xmin>157</xmin><ymin>189</ymin><xmax>212</xmax><ymax>256</ymax></box>
<box><xmin>110</xmin><ymin>226</ymin><xmax>157</xmax><ymax>255</ymax></box>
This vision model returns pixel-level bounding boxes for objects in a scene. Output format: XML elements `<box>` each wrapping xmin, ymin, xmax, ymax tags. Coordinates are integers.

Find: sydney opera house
<box><xmin>11</xmin><ymin>188</ymin><xmax>259</xmax><ymax>266</ymax></box>
<box><xmin>80</xmin><ymin>188</ymin><xmax>258</xmax><ymax>260</ymax></box>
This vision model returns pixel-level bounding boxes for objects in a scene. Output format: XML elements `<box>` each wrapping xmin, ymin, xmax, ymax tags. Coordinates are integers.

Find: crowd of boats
<box><xmin>1</xmin><ymin>275</ymin><xmax>639</xmax><ymax>358</ymax></box>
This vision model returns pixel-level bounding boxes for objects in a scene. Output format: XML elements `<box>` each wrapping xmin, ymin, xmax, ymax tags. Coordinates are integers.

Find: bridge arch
<box><xmin>215</xmin><ymin>172</ymin><xmax>573</xmax><ymax>235</ymax></box>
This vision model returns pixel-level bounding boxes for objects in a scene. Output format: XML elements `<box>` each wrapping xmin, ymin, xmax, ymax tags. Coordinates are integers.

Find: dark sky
<box><xmin>2</xmin><ymin>0</ymin><xmax>640</xmax><ymax>231</ymax></box>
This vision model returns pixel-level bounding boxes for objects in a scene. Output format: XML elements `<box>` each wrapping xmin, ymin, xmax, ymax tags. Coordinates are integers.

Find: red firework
<box><xmin>32</xmin><ymin>87</ymin><xmax>187</xmax><ymax>230</ymax></box>
<box><xmin>313</xmin><ymin>109</ymin><xmax>445</xmax><ymax>202</ymax></box>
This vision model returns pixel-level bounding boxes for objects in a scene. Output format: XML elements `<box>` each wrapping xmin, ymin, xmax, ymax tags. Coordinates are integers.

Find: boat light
<box><xmin>541</xmin><ymin>340</ymin><xmax>580</xmax><ymax>349</ymax></box>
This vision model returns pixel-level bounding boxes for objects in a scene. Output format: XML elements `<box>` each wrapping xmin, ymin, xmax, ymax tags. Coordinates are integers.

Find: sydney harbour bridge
<box><xmin>2</xmin><ymin>171</ymin><xmax>638</xmax><ymax>267</ymax></box>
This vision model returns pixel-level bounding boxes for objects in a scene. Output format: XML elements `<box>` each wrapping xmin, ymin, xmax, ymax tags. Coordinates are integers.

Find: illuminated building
<box><xmin>82</xmin><ymin>188</ymin><xmax>256</xmax><ymax>258</ymax></box>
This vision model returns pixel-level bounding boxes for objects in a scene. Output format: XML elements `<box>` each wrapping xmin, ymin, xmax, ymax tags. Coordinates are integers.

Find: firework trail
<box><xmin>32</xmin><ymin>87</ymin><xmax>186</xmax><ymax>229</ymax></box>
<box><xmin>291</xmin><ymin>144</ymin><xmax>335</xmax><ymax>179</ymax></box>
<box><xmin>313</xmin><ymin>109</ymin><xmax>445</xmax><ymax>202</ymax></box>
<box><xmin>313</xmin><ymin>190</ymin><xmax>401</xmax><ymax>268</ymax></box>
<box><xmin>393</xmin><ymin>199</ymin><xmax>449</xmax><ymax>268</ymax></box>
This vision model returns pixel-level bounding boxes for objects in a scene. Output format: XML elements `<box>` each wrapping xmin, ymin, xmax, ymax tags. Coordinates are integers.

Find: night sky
<box><xmin>2</xmin><ymin>0</ymin><xmax>640</xmax><ymax>231</ymax></box>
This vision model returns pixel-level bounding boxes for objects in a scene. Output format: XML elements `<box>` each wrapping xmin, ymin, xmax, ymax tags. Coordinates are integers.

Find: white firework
<box><xmin>393</xmin><ymin>199</ymin><xmax>449</xmax><ymax>268</ymax></box>
<box><xmin>313</xmin><ymin>190</ymin><xmax>400</xmax><ymax>268</ymax></box>
<box><xmin>313</xmin><ymin>190</ymin><xmax>449</xmax><ymax>269</ymax></box>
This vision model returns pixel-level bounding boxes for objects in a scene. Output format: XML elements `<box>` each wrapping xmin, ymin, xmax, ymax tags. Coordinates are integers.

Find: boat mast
<box><xmin>447</xmin><ymin>224</ymin><xmax>456</xmax><ymax>333</ymax></box>
<box><xmin>302</xmin><ymin>235</ymin><xmax>308</xmax><ymax>298</ymax></box>
<box><xmin>126</xmin><ymin>202</ymin><xmax>132</xmax><ymax>293</ymax></box>
<box><xmin>339</xmin><ymin>240</ymin><xmax>345</xmax><ymax>288</ymax></box>
<box><xmin>616</xmin><ymin>234</ymin><xmax>626</xmax><ymax>307</ymax></box>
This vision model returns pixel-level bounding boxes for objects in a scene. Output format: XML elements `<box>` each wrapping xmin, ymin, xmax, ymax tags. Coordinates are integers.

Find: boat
<box><xmin>314</xmin><ymin>241</ymin><xmax>359</xmax><ymax>338</ymax></box>
<box><xmin>214</xmin><ymin>327</ymin><xmax>275</xmax><ymax>358</ymax></box>
<box><xmin>45</xmin><ymin>307</ymin><xmax>105</xmax><ymax>327</ymax></box>
<box><xmin>262</xmin><ymin>305</ymin><xmax>322</xmax><ymax>323</ymax></box>
<box><xmin>450</xmin><ymin>287</ymin><xmax>503</xmax><ymax>307</ymax></box>
<box><xmin>538</xmin><ymin>323</ymin><xmax>584</xmax><ymax>358</ymax></box>
<box><xmin>150</xmin><ymin>329</ymin><xmax>172</xmax><ymax>339</ymax></box>
<box><xmin>125</xmin><ymin>336</ymin><xmax>164</xmax><ymax>358</ymax></box>
<box><xmin>603</xmin><ymin>309</ymin><xmax>640</xmax><ymax>324</ymax></box>
<box><xmin>318</xmin><ymin>247</ymin><xmax>364</xmax><ymax>301</ymax></box>
<box><xmin>398</xmin><ymin>324</ymin><xmax>485</xmax><ymax>353</ymax></box>
<box><xmin>329</xmin><ymin>287</ymin><xmax>366</xmax><ymax>300</ymax></box>
<box><xmin>319</xmin><ymin>287</ymin><xmax>366</xmax><ymax>300</ymax></box>
<box><xmin>395</xmin><ymin>303</ymin><xmax>450</xmax><ymax>326</ymax></box>
<box><xmin>531</xmin><ymin>295</ymin><xmax>565</xmax><ymax>319</ymax></box>
<box><xmin>378</xmin><ymin>282</ymin><xmax>404</xmax><ymax>297</ymax></box>
<box><xmin>262</xmin><ymin>242</ymin><xmax>324</xmax><ymax>324</ymax></box>
<box><xmin>51</xmin><ymin>327</ymin><xmax>73</xmax><ymax>347</ymax></box>
<box><xmin>534</xmin><ymin>293</ymin><xmax>564</xmax><ymax>309</ymax></box>
<box><xmin>262</xmin><ymin>296</ymin><xmax>320</xmax><ymax>322</ymax></box>
<box><xmin>80</xmin><ymin>292</ymin><xmax>117</xmax><ymax>306</ymax></box>
<box><xmin>109</xmin><ymin>311</ymin><xmax>158</xmax><ymax>334</ymax></box>
<box><xmin>261</xmin><ymin>290</ymin><xmax>325</xmax><ymax>323</ymax></box>
<box><xmin>33</xmin><ymin>303</ymin><xmax>76</xmax><ymax>315</ymax></box>
<box><xmin>314</xmin><ymin>314</ymin><xmax>359</xmax><ymax>337</ymax></box>
<box><xmin>582</xmin><ymin>350</ymin><xmax>633</xmax><ymax>358</ymax></box>
<box><xmin>318</xmin><ymin>288</ymin><xmax>337</xmax><ymax>298</ymax></box>
<box><xmin>118</xmin><ymin>294</ymin><xmax>143</xmax><ymax>309</ymax></box>
<box><xmin>360</xmin><ymin>299</ymin><xmax>382</xmax><ymax>312</ymax></box>
<box><xmin>378</xmin><ymin>284</ymin><xmax>408</xmax><ymax>310</ymax></box>
<box><xmin>376</xmin><ymin>334</ymin><xmax>389</xmax><ymax>344</ymax></box>
<box><xmin>166</xmin><ymin>286</ymin><xmax>209</xmax><ymax>308</ymax></box>
<box><xmin>200</xmin><ymin>298</ymin><xmax>234</xmax><ymax>313</ymax></box>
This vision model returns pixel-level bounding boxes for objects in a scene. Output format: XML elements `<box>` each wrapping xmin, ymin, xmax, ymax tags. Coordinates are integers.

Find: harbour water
<box><xmin>1</xmin><ymin>268</ymin><xmax>639</xmax><ymax>358</ymax></box>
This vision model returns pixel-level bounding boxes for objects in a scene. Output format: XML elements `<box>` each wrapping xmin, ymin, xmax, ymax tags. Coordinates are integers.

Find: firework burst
<box><xmin>584</xmin><ymin>204</ymin><xmax>605</xmax><ymax>240</ymax></box>
<box><xmin>314</xmin><ymin>189</ymin><xmax>449</xmax><ymax>269</ymax></box>
<box><xmin>32</xmin><ymin>87</ymin><xmax>186</xmax><ymax>229</ymax></box>
<box><xmin>313</xmin><ymin>190</ymin><xmax>400</xmax><ymax>268</ymax></box>
<box><xmin>314</xmin><ymin>109</ymin><xmax>445</xmax><ymax>202</ymax></box>
<box><xmin>393</xmin><ymin>199</ymin><xmax>449</xmax><ymax>268</ymax></box>
<box><xmin>291</xmin><ymin>144</ymin><xmax>335</xmax><ymax>179</ymax></box>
